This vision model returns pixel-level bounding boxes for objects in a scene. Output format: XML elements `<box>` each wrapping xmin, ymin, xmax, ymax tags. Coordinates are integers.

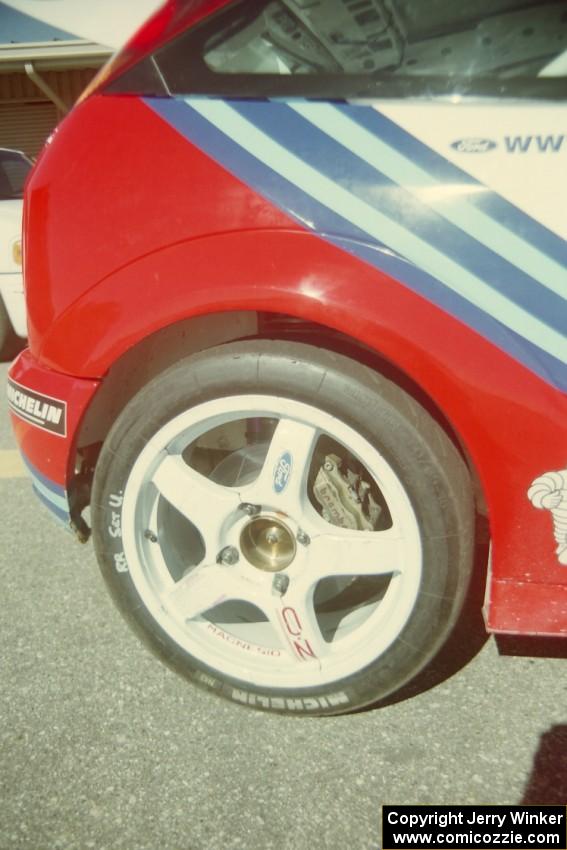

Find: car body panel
<box><xmin>9</xmin><ymin>1</ymin><xmax>567</xmax><ymax>637</ymax></box>
<box><xmin>8</xmin><ymin>349</ymin><xmax>99</xmax><ymax>522</ymax></box>
<box><xmin>23</xmin><ymin>96</ymin><xmax>293</xmax><ymax>352</ymax></box>
<box><xmin>489</xmin><ymin>578</ymin><xmax>567</xmax><ymax>634</ymax></box>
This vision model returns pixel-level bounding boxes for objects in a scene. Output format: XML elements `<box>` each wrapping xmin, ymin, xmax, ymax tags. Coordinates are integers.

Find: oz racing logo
<box><xmin>7</xmin><ymin>378</ymin><xmax>67</xmax><ymax>437</ymax></box>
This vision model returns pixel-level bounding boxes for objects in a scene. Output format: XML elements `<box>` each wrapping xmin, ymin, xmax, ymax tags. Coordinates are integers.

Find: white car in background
<box><xmin>0</xmin><ymin>148</ymin><xmax>31</xmax><ymax>359</ymax></box>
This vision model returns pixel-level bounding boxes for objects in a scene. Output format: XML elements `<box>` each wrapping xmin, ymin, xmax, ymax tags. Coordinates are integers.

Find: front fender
<box><xmin>39</xmin><ymin>227</ymin><xmax>567</xmax><ymax>624</ymax></box>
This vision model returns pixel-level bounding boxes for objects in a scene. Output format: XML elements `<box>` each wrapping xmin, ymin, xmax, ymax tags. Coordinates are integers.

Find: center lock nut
<box><xmin>240</xmin><ymin>516</ymin><xmax>297</xmax><ymax>572</ymax></box>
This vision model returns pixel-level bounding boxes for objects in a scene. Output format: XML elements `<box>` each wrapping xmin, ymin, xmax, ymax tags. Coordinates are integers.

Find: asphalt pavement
<box><xmin>1</xmin><ymin>361</ymin><xmax>565</xmax><ymax>850</ymax></box>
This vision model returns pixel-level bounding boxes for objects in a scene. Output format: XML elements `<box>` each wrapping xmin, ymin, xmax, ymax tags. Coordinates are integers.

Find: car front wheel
<box><xmin>92</xmin><ymin>341</ymin><xmax>474</xmax><ymax>715</ymax></box>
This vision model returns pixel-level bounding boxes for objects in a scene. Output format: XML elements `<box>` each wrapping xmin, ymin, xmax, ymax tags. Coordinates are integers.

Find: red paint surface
<box><xmin>9</xmin><ymin>350</ymin><xmax>99</xmax><ymax>488</ymax></box>
<box><xmin>13</xmin><ymin>93</ymin><xmax>567</xmax><ymax>635</ymax></box>
<box><xmin>487</xmin><ymin>580</ymin><xmax>567</xmax><ymax>635</ymax></box>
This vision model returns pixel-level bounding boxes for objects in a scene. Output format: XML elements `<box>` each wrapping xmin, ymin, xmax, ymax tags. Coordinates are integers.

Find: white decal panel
<box><xmin>379</xmin><ymin>103</ymin><xmax>567</xmax><ymax>239</ymax></box>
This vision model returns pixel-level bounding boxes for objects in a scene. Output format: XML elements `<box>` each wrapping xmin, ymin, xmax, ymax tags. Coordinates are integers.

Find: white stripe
<box><xmin>187</xmin><ymin>98</ymin><xmax>567</xmax><ymax>364</ymax></box>
<box><xmin>27</xmin><ymin>469</ymin><xmax>68</xmax><ymax>512</ymax></box>
<box><xmin>291</xmin><ymin>102</ymin><xmax>567</xmax><ymax>304</ymax></box>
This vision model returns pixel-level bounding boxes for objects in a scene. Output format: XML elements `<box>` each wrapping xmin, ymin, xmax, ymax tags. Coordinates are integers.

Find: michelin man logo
<box><xmin>528</xmin><ymin>469</ymin><xmax>567</xmax><ymax>565</ymax></box>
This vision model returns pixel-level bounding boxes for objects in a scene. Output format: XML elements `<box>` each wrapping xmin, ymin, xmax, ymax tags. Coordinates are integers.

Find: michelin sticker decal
<box><xmin>528</xmin><ymin>468</ymin><xmax>567</xmax><ymax>565</ymax></box>
<box><xmin>7</xmin><ymin>378</ymin><xmax>67</xmax><ymax>437</ymax></box>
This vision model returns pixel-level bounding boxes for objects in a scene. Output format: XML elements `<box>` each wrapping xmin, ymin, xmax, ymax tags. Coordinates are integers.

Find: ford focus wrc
<box><xmin>7</xmin><ymin>0</ymin><xmax>567</xmax><ymax>714</ymax></box>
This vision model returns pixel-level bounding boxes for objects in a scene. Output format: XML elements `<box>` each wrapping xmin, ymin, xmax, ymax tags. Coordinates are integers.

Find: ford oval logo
<box><xmin>273</xmin><ymin>451</ymin><xmax>293</xmax><ymax>494</ymax></box>
<box><xmin>451</xmin><ymin>137</ymin><xmax>497</xmax><ymax>153</ymax></box>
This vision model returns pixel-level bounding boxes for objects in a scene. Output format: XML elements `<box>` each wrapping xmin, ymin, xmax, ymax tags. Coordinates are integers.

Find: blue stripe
<box><xmin>21</xmin><ymin>453</ymin><xmax>66</xmax><ymax>500</ymax></box>
<box><xmin>146</xmin><ymin>96</ymin><xmax>379</xmax><ymax>246</ymax></box>
<box><xmin>341</xmin><ymin>237</ymin><xmax>567</xmax><ymax>391</ymax></box>
<box><xmin>295</xmin><ymin>102</ymin><xmax>566</xmax><ymax>304</ymax></box>
<box><xmin>145</xmin><ymin>96</ymin><xmax>567</xmax><ymax>391</ymax></box>
<box><xmin>32</xmin><ymin>485</ymin><xmax>71</xmax><ymax>525</ymax></box>
<box><xmin>342</xmin><ymin>105</ymin><xmax>567</xmax><ymax>269</ymax></box>
<box><xmin>189</xmin><ymin>98</ymin><xmax>567</xmax><ymax>363</ymax></box>
<box><xmin>20</xmin><ymin>453</ymin><xmax>70</xmax><ymax>521</ymax></box>
<box><xmin>232</xmin><ymin>100</ymin><xmax>567</xmax><ymax>335</ymax></box>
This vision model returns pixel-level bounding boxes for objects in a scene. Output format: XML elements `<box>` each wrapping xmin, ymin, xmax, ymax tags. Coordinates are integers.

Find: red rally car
<box><xmin>7</xmin><ymin>0</ymin><xmax>567</xmax><ymax>715</ymax></box>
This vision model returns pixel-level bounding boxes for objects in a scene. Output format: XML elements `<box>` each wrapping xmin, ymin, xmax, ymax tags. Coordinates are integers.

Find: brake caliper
<box><xmin>313</xmin><ymin>453</ymin><xmax>381</xmax><ymax>531</ymax></box>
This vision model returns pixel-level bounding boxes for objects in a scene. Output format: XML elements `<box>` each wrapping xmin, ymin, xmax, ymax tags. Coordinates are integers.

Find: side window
<box><xmin>0</xmin><ymin>153</ymin><xmax>31</xmax><ymax>199</ymax></box>
<box><xmin>132</xmin><ymin>0</ymin><xmax>567</xmax><ymax>99</ymax></box>
<box><xmin>199</xmin><ymin>0</ymin><xmax>567</xmax><ymax>79</ymax></box>
<box><xmin>201</xmin><ymin>1</ymin><xmax>402</xmax><ymax>76</ymax></box>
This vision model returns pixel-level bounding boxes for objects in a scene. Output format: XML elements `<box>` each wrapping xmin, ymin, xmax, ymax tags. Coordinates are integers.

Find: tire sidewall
<box><xmin>92</xmin><ymin>342</ymin><xmax>473</xmax><ymax>715</ymax></box>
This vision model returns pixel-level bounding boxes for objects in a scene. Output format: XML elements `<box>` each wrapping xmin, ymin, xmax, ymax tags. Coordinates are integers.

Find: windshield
<box><xmin>0</xmin><ymin>150</ymin><xmax>32</xmax><ymax>200</ymax></box>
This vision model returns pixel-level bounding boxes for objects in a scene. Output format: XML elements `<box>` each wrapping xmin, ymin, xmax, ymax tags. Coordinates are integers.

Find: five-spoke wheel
<box><xmin>92</xmin><ymin>341</ymin><xmax>474</xmax><ymax>715</ymax></box>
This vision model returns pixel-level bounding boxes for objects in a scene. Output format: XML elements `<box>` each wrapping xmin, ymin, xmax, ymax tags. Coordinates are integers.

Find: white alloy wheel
<box><xmin>93</xmin><ymin>341</ymin><xmax>474</xmax><ymax>715</ymax></box>
<box><xmin>120</xmin><ymin>394</ymin><xmax>422</xmax><ymax>688</ymax></box>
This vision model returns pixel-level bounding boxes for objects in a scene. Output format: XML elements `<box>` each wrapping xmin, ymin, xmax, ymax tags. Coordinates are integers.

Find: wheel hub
<box><xmin>240</xmin><ymin>516</ymin><xmax>297</xmax><ymax>572</ymax></box>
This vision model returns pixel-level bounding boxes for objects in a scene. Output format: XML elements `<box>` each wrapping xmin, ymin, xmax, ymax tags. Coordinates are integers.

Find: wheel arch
<box><xmin>71</xmin><ymin>308</ymin><xmax>486</xmax><ymax>523</ymax></box>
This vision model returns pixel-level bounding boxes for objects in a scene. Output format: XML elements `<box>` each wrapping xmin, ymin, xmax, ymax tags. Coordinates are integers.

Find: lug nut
<box><xmin>217</xmin><ymin>546</ymin><xmax>239</xmax><ymax>566</ymax></box>
<box><xmin>296</xmin><ymin>530</ymin><xmax>310</xmax><ymax>546</ymax></box>
<box><xmin>144</xmin><ymin>530</ymin><xmax>158</xmax><ymax>543</ymax></box>
<box><xmin>239</xmin><ymin>503</ymin><xmax>261</xmax><ymax>517</ymax></box>
<box><xmin>272</xmin><ymin>574</ymin><xmax>289</xmax><ymax>596</ymax></box>
<box><xmin>323</xmin><ymin>460</ymin><xmax>334</xmax><ymax>472</ymax></box>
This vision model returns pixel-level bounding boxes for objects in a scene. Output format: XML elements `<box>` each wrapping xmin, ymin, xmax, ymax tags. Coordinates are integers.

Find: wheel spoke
<box><xmin>262</xmin><ymin>583</ymin><xmax>327</xmax><ymax>665</ymax></box>
<box><xmin>152</xmin><ymin>453</ymin><xmax>240</xmax><ymax>556</ymax></box>
<box><xmin>165</xmin><ymin>564</ymin><xmax>247</xmax><ymax>622</ymax></box>
<box><xmin>240</xmin><ymin>417</ymin><xmax>318</xmax><ymax>514</ymax></box>
<box><xmin>308</xmin><ymin>528</ymin><xmax>406</xmax><ymax>580</ymax></box>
